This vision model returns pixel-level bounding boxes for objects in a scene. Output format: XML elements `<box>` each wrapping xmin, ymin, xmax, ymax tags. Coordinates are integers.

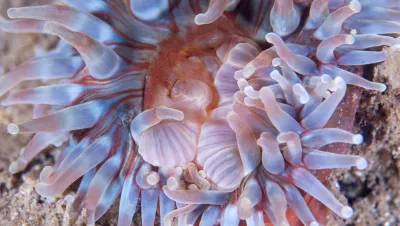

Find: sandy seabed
<box><xmin>0</xmin><ymin>1</ymin><xmax>399</xmax><ymax>225</ymax></box>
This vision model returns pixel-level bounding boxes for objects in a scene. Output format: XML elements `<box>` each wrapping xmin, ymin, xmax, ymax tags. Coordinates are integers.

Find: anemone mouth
<box><xmin>0</xmin><ymin>0</ymin><xmax>394</xmax><ymax>226</ymax></box>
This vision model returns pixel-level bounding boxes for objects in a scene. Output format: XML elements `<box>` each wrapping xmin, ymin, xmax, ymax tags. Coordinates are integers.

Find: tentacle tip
<box><xmin>378</xmin><ymin>84</ymin><xmax>387</xmax><ymax>92</ymax></box>
<box><xmin>300</xmin><ymin>96</ymin><xmax>309</xmax><ymax>104</ymax></box>
<box><xmin>39</xmin><ymin>165</ymin><xmax>54</xmax><ymax>181</ymax></box>
<box><xmin>194</xmin><ymin>14</ymin><xmax>207</xmax><ymax>25</ymax></box>
<box><xmin>238</xmin><ymin>198</ymin><xmax>252</xmax><ymax>220</ymax></box>
<box><xmin>146</xmin><ymin>172</ymin><xmax>161</xmax><ymax>186</ymax></box>
<box><xmin>309</xmin><ymin>221</ymin><xmax>319</xmax><ymax>226</ymax></box>
<box><xmin>276</xmin><ymin>133</ymin><xmax>286</xmax><ymax>143</ymax></box>
<box><xmin>259</xmin><ymin>86</ymin><xmax>273</xmax><ymax>98</ymax></box>
<box><xmin>238</xmin><ymin>79</ymin><xmax>249</xmax><ymax>92</ymax></box>
<box><xmin>166</xmin><ymin>177</ymin><xmax>179</xmax><ymax>190</ymax></box>
<box><xmin>321</xmin><ymin>74</ymin><xmax>332</xmax><ymax>82</ymax></box>
<box><xmin>188</xmin><ymin>184</ymin><xmax>199</xmax><ymax>190</ymax></box>
<box><xmin>349</xmin><ymin>0</ymin><xmax>361</xmax><ymax>13</ymax></box>
<box><xmin>43</xmin><ymin>22</ymin><xmax>59</xmax><ymax>34</ymax></box>
<box><xmin>270</xmin><ymin>69</ymin><xmax>281</xmax><ymax>78</ymax></box>
<box><xmin>356</xmin><ymin>157</ymin><xmax>368</xmax><ymax>170</ymax></box>
<box><xmin>34</xmin><ymin>183</ymin><xmax>50</xmax><ymax>197</ymax></box>
<box><xmin>46</xmin><ymin>196</ymin><xmax>56</xmax><ymax>204</ymax></box>
<box><xmin>63</xmin><ymin>195</ymin><xmax>74</xmax><ymax>204</ymax></box>
<box><xmin>243</xmin><ymin>64</ymin><xmax>256</xmax><ymax>78</ymax></box>
<box><xmin>234</xmin><ymin>70</ymin><xmax>244</xmax><ymax>80</ymax></box>
<box><xmin>333</xmin><ymin>76</ymin><xmax>346</xmax><ymax>88</ymax></box>
<box><xmin>7</xmin><ymin>123</ymin><xmax>19</xmax><ymax>135</ymax></box>
<box><xmin>293</xmin><ymin>84</ymin><xmax>309</xmax><ymax>104</ymax></box>
<box><xmin>341</xmin><ymin>206</ymin><xmax>354</xmax><ymax>219</ymax></box>
<box><xmin>243</xmin><ymin>86</ymin><xmax>259</xmax><ymax>98</ymax></box>
<box><xmin>9</xmin><ymin>161</ymin><xmax>23</xmax><ymax>174</ymax></box>
<box><xmin>6</xmin><ymin>8</ymin><xmax>19</xmax><ymax>19</ymax></box>
<box><xmin>272</xmin><ymin>58</ymin><xmax>281</xmax><ymax>67</ymax></box>
<box><xmin>353</xmin><ymin>134</ymin><xmax>363</xmax><ymax>144</ymax></box>
<box><xmin>265</xmin><ymin>33</ymin><xmax>275</xmax><ymax>43</ymax></box>
<box><xmin>175</xmin><ymin>166</ymin><xmax>184</xmax><ymax>175</ymax></box>
<box><xmin>198</xmin><ymin>170</ymin><xmax>207</xmax><ymax>178</ymax></box>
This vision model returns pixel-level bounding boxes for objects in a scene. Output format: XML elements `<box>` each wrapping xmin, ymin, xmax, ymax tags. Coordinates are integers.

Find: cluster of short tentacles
<box><xmin>0</xmin><ymin>0</ymin><xmax>396</xmax><ymax>225</ymax></box>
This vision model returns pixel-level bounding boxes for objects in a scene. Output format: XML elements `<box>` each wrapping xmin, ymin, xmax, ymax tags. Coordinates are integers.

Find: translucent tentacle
<box><xmin>321</xmin><ymin>65</ymin><xmax>387</xmax><ymax>91</ymax></box>
<box><xmin>43</xmin><ymin>138</ymin><xmax>91</xmax><ymax>184</ymax></box>
<box><xmin>246</xmin><ymin>210</ymin><xmax>266</xmax><ymax>226</ymax></box>
<box><xmin>345</xmin><ymin>34</ymin><xmax>400</xmax><ymax>49</ymax></box>
<box><xmin>283</xmin><ymin>184</ymin><xmax>319</xmax><ymax>226</ymax></box>
<box><xmin>85</xmin><ymin>142</ymin><xmax>125</xmax><ymax>225</ymax></box>
<box><xmin>136</xmin><ymin>163</ymin><xmax>160</xmax><ymax>189</ymax></box>
<box><xmin>141</xmin><ymin>188</ymin><xmax>159</xmax><ymax>226</ymax></box>
<box><xmin>226</xmin><ymin>112</ymin><xmax>260</xmax><ymax>176</ymax></box>
<box><xmin>264</xmin><ymin>180</ymin><xmax>290</xmax><ymax>226</ymax></box>
<box><xmin>270</xmin><ymin>70</ymin><xmax>294</xmax><ymax>104</ymax></box>
<box><xmin>292</xmin><ymin>84</ymin><xmax>309</xmax><ymax>107</ymax></box>
<box><xmin>0</xmin><ymin>57</ymin><xmax>83</xmax><ymax>98</ymax></box>
<box><xmin>272</xmin><ymin>58</ymin><xmax>302</xmax><ymax>84</ymax></box>
<box><xmin>194</xmin><ymin>0</ymin><xmax>239</xmax><ymax>25</ymax></box>
<box><xmin>300</xmin><ymin>74</ymin><xmax>333</xmax><ymax>119</ymax></box>
<box><xmin>35</xmin><ymin>135</ymin><xmax>113</xmax><ymax>198</ymax></box>
<box><xmin>301</xmin><ymin>128</ymin><xmax>363</xmax><ymax>149</ymax></box>
<box><xmin>306</xmin><ymin>0</ymin><xmax>330</xmax><ymax>29</ymax></box>
<box><xmin>289</xmin><ymin>167</ymin><xmax>354</xmax><ymax>219</ymax></box>
<box><xmin>163</xmin><ymin>204</ymin><xmax>198</xmax><ymax>226</ymax></box>
<box><xmin>277</xmin><ymin>132</ymin><xmax>302</xmax><ymax>166</ymax></box>
<box><xmin>316</xmin><ymin>34</ymin><xmax>355</xmax><ymax>64</ymax></box>
<box><xmin>130</xmin><ymin>107</ymin><xmax>184</xmax><ymax>142</ymax></box>
<box><xmin>258</xmin><ymin>132</ymin><xmax>285</xmax><ymax>175</ymax></box>
<box><xmin>266</xmin><ymin>33</ymin><xmax>318</xmax><ymax>75</ymax></box>
<box><xmin>337</xmin><ymin>50</ymin><xmax>388</xmax><ymax>65</ymax></box>
<box><xmin>350</xmin><ymin>6</ymin><xmax>400</xmax><ymax>21</ymax></box>
<box><xmin>7</xmin><ymin>99</ymin><xmax>109</xmax><ymax>134</ymax></box>
<box><xmin>1</xmin><ymin>84</ymin><xmax>86</xmax><ymax>106</ymax></box>
<box><xmin>270</xmin><ymin>0</ymin><xmax>301</xmax><ymax>36</ymax></box>
<box><xmin>240</xmin><ymin>47</ymin><xmax>277</xmax><ymax>78</ymax></box>
<box><xmin>94</xmin><ymin>174</ymin><xmax>124</xmax><ymax>221</ymax></box>
<box><xmin>160</xmin><ymin>191</ymin><xmax>176</xmax><ymax>226</ymax></box>
<box><xmin>44</xmin><ymin>22</ymin><xmax>125</xmax><ymax>80</ymax></box>
<box><xmin>314</xmin><ymin>0</ymin><xmax>361</xmax><ymax>40</ymax></box>
<box><xmin>162</xmin><ymin>186</ymin><xmax>230</xmax><ymax>205</ymax></box>
<box><xmin>301</xmin><ymin>77</ymin><xmax>346</xmax><ymax>130</ymax></box>
<box><xmin>233</xmin><ymin>100</ymin><xmax>279</xmax><ymax>137</ymax></box>
<box><xmin>9</xmin><ymin>132</ymin><xmax>68</xmax><ymax>174</ymax></box>
<box><xmin>259</xmin><ymin>87</ymin><xmax>304</xmax><ymax>134</ymax></box>
<box><xmin>237</xmin><ymin>177</ymin><xmax>262</xmax><ymax>220</ymax></box>
<box><xmin>0</xmin><ymin>14</ymin><xmax>46</xmax><ymax>33</ymax></box>
<box><xmin>130</xmin><ymin>0</ymin><xmax>169</xmax><ymax>21</ymax></box>
<box><xmin>118</xmin><ymin>156</ymin><xmax>141</xmax><ymax>226</ymax></box>
<box><xmin>63</xmin><ymin>0</ymin><xmax>110</xmax><ymax>13</ymax></box>
<box><xmin>345</xmin><ymin>19</ymin><xmax>400</xmax><ymax>34</ymax></box>
<box><xmin>303</xmin><ymin>148</ymin><xmax>368</xmax><ymax>170</ymax></box>
<box><xmin>221</xmin><ymin>203</ymin><xmax>240</xmax><ymax>226</ymax></box>
<box><xmin>71</xmin><ymin>168</ymin><xmax>95</xmax><ymax>213</ymax></box>
<box><xmin>7</xmin><ymin>4</ymin><xmax>120</xmax><ymax>42</ymax></box>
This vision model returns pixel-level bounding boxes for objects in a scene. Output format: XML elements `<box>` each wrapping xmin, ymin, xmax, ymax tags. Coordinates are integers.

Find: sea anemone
<box><xmin>0</xmin><ymin>0</ymin><xmax>394</xmax><ymax>225</ymax></box>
